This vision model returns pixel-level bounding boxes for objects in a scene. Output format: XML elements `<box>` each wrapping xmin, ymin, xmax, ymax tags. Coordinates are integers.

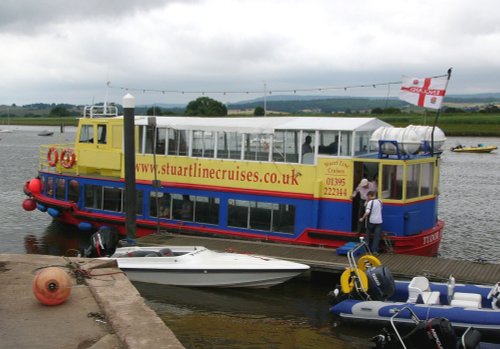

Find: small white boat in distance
<box><xmin>108</xmin><ymin>246</ymin><xmax>310</xmax><ymax>288</ymax></box>
<box><xmin>38</xmin><ymin>130</ymin><xmax>54</xmax><ymax>136</ymax></box>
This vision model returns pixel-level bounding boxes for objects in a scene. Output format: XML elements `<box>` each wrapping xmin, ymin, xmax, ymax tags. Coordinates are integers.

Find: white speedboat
<box><xmin>107</xmin><ymin>246</ymin><xmax>310</xmax><ymax>288</ymax></box>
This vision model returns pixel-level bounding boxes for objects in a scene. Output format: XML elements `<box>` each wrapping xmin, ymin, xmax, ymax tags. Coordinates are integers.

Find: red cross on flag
<box><xmin>399</xmin><ymin>75</ymin><xmax>448</xmax><ymax>110</ymax></box>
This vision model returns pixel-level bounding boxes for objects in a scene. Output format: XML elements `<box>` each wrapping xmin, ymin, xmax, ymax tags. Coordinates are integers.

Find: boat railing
<box><xmin>83</xmin><ymin>105</ymin><xmax>118</xmax><ymax>118</ymax></box>
<box><xmin>388</xmin><ymin>306</ymin><xmax>421</xmax><ymax>349</ymax></box>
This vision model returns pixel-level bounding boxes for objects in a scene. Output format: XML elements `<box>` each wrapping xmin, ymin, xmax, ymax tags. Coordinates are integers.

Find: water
<box><xmin>1</xmin><ymin>126</ymin><xmax>499</xmax><ymax>348</ymax></box>
<box><xmin>437</xmin><ymin>137</ymin><xmax>500</xmax><ymax>262</ymax></box>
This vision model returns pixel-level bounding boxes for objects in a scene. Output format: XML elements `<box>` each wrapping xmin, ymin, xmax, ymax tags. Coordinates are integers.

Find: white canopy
<box><xmin>134</xmin><ymin>116</ymin><xmax>391</xmax><ymax>134</ymax></box>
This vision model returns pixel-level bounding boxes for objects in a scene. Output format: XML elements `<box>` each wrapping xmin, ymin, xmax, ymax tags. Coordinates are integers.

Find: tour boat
<box><xmin>23</xmin><ymin>104</ymin><xmax>447</xmax><ymax>256</ymax></box>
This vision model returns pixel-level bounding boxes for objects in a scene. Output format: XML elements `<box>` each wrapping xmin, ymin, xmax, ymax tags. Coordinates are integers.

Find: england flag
<box><xmin>399</xmin><ymin>75</ymin><xmax>448</xmax><ymax>110</ymax></box>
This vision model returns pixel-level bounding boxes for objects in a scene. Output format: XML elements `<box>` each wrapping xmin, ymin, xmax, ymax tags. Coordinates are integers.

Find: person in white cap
<box><xmin>352</xmin><ymin>178</ymin><xmax>377</xmax><ymax>232</ymax></box>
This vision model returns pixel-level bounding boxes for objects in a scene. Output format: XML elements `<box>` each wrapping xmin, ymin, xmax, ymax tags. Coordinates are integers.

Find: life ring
<box><xmin>340</xmin><ymin>267</ymin><xmax>368</xmax><ymax>294</ymax></box>
<box><xmin>47</xmin><ymin>147</ymin><xmax>59</xmax><ymax>167</ymax></box>
<box><xmin>357</xmin><ymin>254</ymin><xmax>382</xmax><ymax>271</ymax></box>
<box><xmin>60</xmin><ymin>148</ymin><xmax>76</xmax><ymax>168</ymax></box>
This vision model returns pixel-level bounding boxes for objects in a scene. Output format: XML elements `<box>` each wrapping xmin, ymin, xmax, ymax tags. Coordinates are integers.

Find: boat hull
<box><xmin>109</xmin><ymin>246</ymin><xmax>310</xmax><ymax>288</ymax></box>
<box><xmin>120</xmin><ymin>268</ymin><xmax>307</xmax><ymax>288</ymax></box>
<box><xmin>451</xmin><ymin>146</ymin><xmax>497</xmax><ymax>153</ymax></box>
<box><xmin>27</xmin><ymin>186</ymin><xmax>443</xmax><ymax>257</ymax></box>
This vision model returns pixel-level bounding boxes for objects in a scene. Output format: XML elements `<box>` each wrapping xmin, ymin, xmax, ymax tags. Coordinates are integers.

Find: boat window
<box><xmin>136</xmin><ymin>190</ymin><xmax>144</xmax><ymax>216</ymax></box>
<box><xmin>55</xmin><ymin>178</ymin><xmax>65</xmax><ymax>200</ymax></box>
<box><xmin>273</xmin><ymin>204</ymin><xmax>295</xmax><ymax>234</ymax></box>
<box><xmin>79</xmin><ymin>124</ymin><xmax>94</xmax><ymax>143</ymax></box>
<box><xmin>97</xmin><ymin>124</ymin><xmax>107</xmax><ymax>144</ymax></box>
<box><xmin>273</xmin><ymin>130</ymin><xmax>299</xmax><ymax>163</ymax></box>
<box><xmin>141</xmin><ymin>125</ymin><xmax>156</xmax><ymax>154</ymax></box>
<box><xmin>192</xmin><ymin>130</ymin><xmax>215</xmax><ymax>158</ymax></box>
<box><xmin>339</xmin><ymin>131</ymin><xmax>352</xmax><ymax>156</ymax></box>
<box><xmin>318</xmin><ymin>131</ymin><xmax>339</xmax><ymax>156</ymax></box>
<box><xmin>407</xmin><ymin>162</ymin><xmax>435</xmax><ymax>199</ymax></box>
<box><xmin>155</xmin><ymin>128</ymin><xmax>167</xmax><ymax>155</ymax></box>
<box><xmin>301</xmin><ymin>132</ymin><xmax>315</xmax><ymax>164</ymax></box>
<box><xmin>381</xmin><ymin>164</ymin><xmax>403</xmax><ymax>200</ymax></box>
<box><xmin>103</xmin><ymin>187</ymin><xmax>123</xmax><ymax>212</ymax></box>
<box><xmin>68</xmin><ymin>180</ymin><xmax>79</xmax><ymax>203</ymax></box>
<box><xmin>150</xmin><ymin>191</ymin><xmax>171</xmax><ymax>218</ymax></box>
<box><xmin>45</xmin><ymin>176</ymin><xmax>54</xmax><ymax>197</ymax></box>
<box><xmin>216</xmin><ymin>131</ymin><xmax>241</xmax><ymax>159</ymax></box>
<box><xmin>355</xmin><ymin>131</ymin><xmax>371</xmax><ymax>155</ymax></box>
<box><xmin>228</xmin><ymin>199</ymin><xmax>250</xmax><ymax>228</ymax></box>
<box><xmin>228</xmin><ymin>199</ymin><xmax>295</xmax><ymax>234</ymax></box>
<box><xmin>194</xmin><ymin>196</ymin><xmax>219</xmax><ymax>224</ymax></box>
<box><xmin>420</xmin><ymin>162</ymin><xmax>434</xmax><ymax>196</ymax></box>
<box><xmin>244</xmin><ymin>134</ymin><xmax>269</xmax><ymax>161</ymax></box>
<box><xmin>40</xmin><ymin>176</ymin><xmax>46</xmax><ymax>195</ymax></box>
<box><xmin>84</xmin><ymin>184</ymin><xmax>103</xmax><ymax>209</ymax></box>
<box><xmin>171</xmin><ymin>194</ymin><xmax>193</xmax><ymax>221</ymax></box>
<box><xmin>167</xmin><ymin>129</ymin><xmax>188</xmax><ymax>156</ymax></box>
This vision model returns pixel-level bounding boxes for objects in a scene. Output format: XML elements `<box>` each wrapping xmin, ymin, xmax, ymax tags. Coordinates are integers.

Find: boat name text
<box><xmin>136</xmin><ymin>162</ymin><xmax>300</xmax><ymax>186</ymax></box>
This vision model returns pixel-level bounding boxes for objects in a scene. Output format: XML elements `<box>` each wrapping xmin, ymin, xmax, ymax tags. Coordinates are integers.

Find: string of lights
<box><xmin>107</xmin><ymin>80</ymin><xmax>405</xmax><ymax>96</ymax></box>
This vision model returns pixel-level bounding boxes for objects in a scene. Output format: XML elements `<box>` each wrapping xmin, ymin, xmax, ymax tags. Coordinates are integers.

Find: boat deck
<box><xmin>137</xmin><ymin>232</ymin><xmax>500</xmax><ymax>285</ymax></box>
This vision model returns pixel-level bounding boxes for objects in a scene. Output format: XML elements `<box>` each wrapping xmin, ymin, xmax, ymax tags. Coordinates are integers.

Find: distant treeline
<box><xmin>2</xmin><ymin>94</ymin><xmax>500</xmax><ymax>118</ymax></box>
<box><xmin>228</xmin><ymin>98</ymin><xmax>408</xmax><ymax>114</ymax></box>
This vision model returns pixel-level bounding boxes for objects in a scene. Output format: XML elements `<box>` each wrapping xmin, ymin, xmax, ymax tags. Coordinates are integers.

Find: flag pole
<box><xmin>431</xmin><ymin>68</ymin><xmax>452</xmax><ymax>155</ymax></box>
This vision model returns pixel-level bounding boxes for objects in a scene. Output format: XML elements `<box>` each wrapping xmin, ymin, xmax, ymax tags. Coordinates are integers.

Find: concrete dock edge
<box><xmin>0</xmin><ymin>254</ymin><xmax>185</xmax><ymax>349</ymax></box>
<box><xmin>82</xmin><ymin>259</ymin><xmax>185</xmax><ymax>349</ymax></box>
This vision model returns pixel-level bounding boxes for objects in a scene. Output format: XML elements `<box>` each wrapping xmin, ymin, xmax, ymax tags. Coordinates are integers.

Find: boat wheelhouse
<box><xmin>23</xmin><ymin>105</ymin><xmax>445</xmax><ymax>256</ymax></box>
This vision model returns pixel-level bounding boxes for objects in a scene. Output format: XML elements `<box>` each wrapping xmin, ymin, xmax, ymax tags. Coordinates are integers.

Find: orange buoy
<box><xmin>22</xmin><ymin>198</ymin><xmax>37</xmax><ymax>211</ymax></box>
<box><xmin>32</xmin><ymin>267</ymin><xmax>72</xmax><ymax>306</ymax></box>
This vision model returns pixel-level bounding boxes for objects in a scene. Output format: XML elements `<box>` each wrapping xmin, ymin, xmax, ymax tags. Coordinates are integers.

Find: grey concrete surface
<box><xmin>0</xmin><ymin>254</ymin><xmax>184</xmax><ymax>349</ymax></box>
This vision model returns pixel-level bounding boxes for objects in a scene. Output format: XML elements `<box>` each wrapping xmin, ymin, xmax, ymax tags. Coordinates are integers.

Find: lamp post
<box><xmin>123</xmin><ymin>93</ymin><xmax>137</xmax><ymax>240</ymax></box>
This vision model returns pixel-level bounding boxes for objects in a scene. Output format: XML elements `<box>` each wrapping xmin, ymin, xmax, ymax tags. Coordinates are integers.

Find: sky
<box><xmin>1</xmin><ymin>0</ymin><xmax>499</xmax><ymax>106</ymax></box>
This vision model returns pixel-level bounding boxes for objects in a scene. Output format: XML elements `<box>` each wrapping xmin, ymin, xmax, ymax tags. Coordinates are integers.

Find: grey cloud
<box><xmin>0</xmin><ymin>0</ymin><xmax>192</xmax><ymax>34</ymax></box>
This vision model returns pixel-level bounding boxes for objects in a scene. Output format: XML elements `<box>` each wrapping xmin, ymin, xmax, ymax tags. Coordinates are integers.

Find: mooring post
<box><xmin>123</xmin><ymin>93</ymin><xmax>137</xmax><ymax>240</ymax></box>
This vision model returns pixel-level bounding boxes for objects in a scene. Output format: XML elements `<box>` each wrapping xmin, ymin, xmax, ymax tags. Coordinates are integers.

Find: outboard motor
<box><xmin>84</xmin><ymin>226</ymin><xmax>119</xmax><ymax>257</ymax></box>
<box><xmin>371</xmin><ymin>318</ymin><xmax>482</xmax><ymax>349</ymax></box>
<box><xmin>366</xmin><ymin>266</ymin><xmax>395</xmax><ymax>301</ymax></box>
<box><xmin>488</xmin><ymin>282</ymin><xmax>500</xmax><ymax>310</ymax></box>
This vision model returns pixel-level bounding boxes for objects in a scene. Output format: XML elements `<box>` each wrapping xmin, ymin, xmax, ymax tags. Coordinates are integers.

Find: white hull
<box><xmin>108</xmin><ymin>246</ymin><xmax>310</xmax><ymax>288</ymax></box>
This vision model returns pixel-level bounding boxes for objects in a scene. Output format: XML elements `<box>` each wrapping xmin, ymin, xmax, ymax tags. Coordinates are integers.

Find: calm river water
<box><xmin>1</xmin><ymin>126</ymin><xmax>499</xmax><ymax>348</ymax></box>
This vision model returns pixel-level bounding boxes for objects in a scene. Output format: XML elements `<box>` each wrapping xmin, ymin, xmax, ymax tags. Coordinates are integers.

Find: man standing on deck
<box><xmin>352</xmin><ymin>178</ymin><xmax>377</xmax><ymax>232</ymax></box>
<box><xmin>360</xmin><ymin>191</ymin><xmax>383</xmax><ymax>254</ymax></box>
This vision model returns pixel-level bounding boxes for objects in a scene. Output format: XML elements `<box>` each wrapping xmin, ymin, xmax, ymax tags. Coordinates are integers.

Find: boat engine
<box><xmin>84</xmin><ymin>226</ymin><xmax>119</xmax><ymax>257</ymax></box>
<box><xmin>371</xmin><ymin>317</ymin><xmax>482</xmax><ymax>349</ymax></box>
<box><xmin>488</xmin><ymin>282</ymin><xmax>500</xmax><ymax>310</ymax></box>
<box><xmin>366</xmin><ymin>266</ymin><xmax>395</xmax><ymax>301</ymax></box>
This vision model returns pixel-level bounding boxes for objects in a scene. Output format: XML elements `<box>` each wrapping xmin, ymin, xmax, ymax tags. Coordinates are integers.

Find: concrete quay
<box><xmin>0</xmin><ymin>254</ymin><xmax>185</xmax><ymax>349</ymax></box>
